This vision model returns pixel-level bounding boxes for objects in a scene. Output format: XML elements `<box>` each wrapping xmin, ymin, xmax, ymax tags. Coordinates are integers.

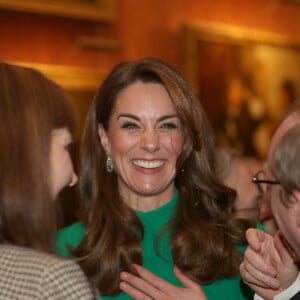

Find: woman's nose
<box><xmin>140</xmin><ymin>129</ymin><xmax>160</xmax><ymax>152</ymax></box>
<box><xmin>69</xmin><ymin>172</ymin><xmax>78</xmax><ymax>187</ymax></box>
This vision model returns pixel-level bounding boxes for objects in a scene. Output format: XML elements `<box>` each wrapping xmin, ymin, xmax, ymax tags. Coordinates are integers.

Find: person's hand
<box><xmin>240</xmin><ymin>229</ymin><xmax>278</xmax><ymax>288</ymax></box>
<box><xmin>273</xmin><ymin>231</ymin><xmax>299</xmax><ymax>289</ymax></box>
<box><xmin>119</xmin><ymin>264</ymin><xmax>207</xmax><ymax>300</ymax></box>
<box><xmin>240</xmin><ymin>229</ymin><xmax>298</xmax><ymax>299</ymax></box>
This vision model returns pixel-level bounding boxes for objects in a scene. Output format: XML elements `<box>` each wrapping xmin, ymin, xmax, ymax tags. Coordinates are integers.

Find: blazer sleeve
<box><xmin>39</xmin><ymin>258</ymin><xmax>99</xmax><ymax>300</ymax></box>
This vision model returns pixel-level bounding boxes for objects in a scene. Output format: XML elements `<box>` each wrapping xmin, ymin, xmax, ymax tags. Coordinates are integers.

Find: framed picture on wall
<box><xmin>183</xmin><ymin>21</ymin><xmax>300</xmax><ymax>158</ymax></box>
<box><xmin>0</xmin><ymin>0</ymin><xmax>115</xmax><ymax>22</ymax></box>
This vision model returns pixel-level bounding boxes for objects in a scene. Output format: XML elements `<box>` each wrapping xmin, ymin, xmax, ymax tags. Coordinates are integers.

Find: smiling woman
<box><xmin>97</xmin><ymin>81</ymin><xmax>184</xmax><ymax>211</ymax></box>
<box><xmin>55</xmin><ymin>57</ymin><xmax>256</xmax><ymax>300</ymax></box>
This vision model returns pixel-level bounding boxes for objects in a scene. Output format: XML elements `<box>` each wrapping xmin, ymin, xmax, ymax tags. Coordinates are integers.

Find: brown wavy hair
<box><xmin>74</xmin><ymin>57</ymin><xmax>253</xmax><ymax>294</ymax></box>
<box><xmin>0</xmin><ymin>62</ymin><xmax>75</xmax><ymax>253</ymax></box>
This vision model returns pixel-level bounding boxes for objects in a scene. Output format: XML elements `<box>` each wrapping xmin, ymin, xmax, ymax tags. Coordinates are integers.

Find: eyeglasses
<box><xmin>252</xmin><ymin>170</ymin><xmax>280</xmax><ymax>194</ymax></box>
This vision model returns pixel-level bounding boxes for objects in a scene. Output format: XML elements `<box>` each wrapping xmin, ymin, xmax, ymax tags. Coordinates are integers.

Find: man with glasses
<box><xmin>240</xmin><ymin>108</ymin><xmax>300</xmax><ymax>300</ymax></box>
<box><xmin>252</xmin><ymin>170</ymin><xmax>279</xmax><ymax>235</ymax></box>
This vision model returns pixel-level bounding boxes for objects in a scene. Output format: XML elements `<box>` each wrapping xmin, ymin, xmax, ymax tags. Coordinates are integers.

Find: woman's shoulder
<box><xmin>0</xmin><ymin>244</ymin><xmax>55</xmax><ymax>265</ymax></box>
<box><xmin>55</xmin><ymin>221</ymin><xmax>86</xmax><ymax>257</ymax></box>
<box><xmin>0</xmin><ymin>244</ymin><xmax>98</xmax><ymax>299</ymax></box>
<box><xmin>0</xmin><ymin>243</ymin><xmax>76</xmax><ymax>269</ymax></box>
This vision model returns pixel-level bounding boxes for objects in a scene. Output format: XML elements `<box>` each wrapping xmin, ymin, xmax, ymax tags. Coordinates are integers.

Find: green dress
<box><xmin>55</xmin><ymin>190</ymin><xmax>254</xmax><ymax>300</ymax></box>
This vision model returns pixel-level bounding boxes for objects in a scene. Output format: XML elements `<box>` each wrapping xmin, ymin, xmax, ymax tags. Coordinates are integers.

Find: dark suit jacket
<box><xmin>0</xmin><ymin>244</ymin><xmax>99</xmax><ymax>299</ymax></box>
<box><xmin>291</xmin><ymin>291</ymin><xmax>300</xmax><ymax>299</ymax></box>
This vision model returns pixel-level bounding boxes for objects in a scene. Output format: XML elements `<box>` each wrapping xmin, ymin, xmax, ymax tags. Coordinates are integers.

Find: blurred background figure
<box><xmin>216</xmin><ymin>76</ymin><xmax>267</xmax><ymax>158</ymax></box>
<box><xmin>215</xmin><ymin>147</ymin><xmax>278</xmax><ymax>234</ymax></box>
<box><xmin>280</xmin><ymin>79</ymin><xmax>297</xmax><ymax>109</ymax></box>
<box><xmin>215</xmin><ymin>148</ymin><xmax>263</xmax><ymax>220</ymax></box>
<box><xmin>276</xmin><ymin>79</ymin><xmax>299</xmax><ymax>125</ymax></box>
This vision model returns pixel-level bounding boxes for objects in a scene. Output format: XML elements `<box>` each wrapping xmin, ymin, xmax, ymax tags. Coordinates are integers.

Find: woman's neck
<box><xmin>120</xmin><ymin>186</ymin><xmax>175</xmax><ymax>212</ymax></box>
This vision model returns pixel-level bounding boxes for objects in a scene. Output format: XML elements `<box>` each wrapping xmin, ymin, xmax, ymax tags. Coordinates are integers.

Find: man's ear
<box><xmin>292</xmin><ymin>190</ymin><xmax>300</xmax><ymax>226</ymax></box>
<box><xmin>98</xmin><ymin>124</ymin><xmax>111</xmax><ymax>154</ymax></box>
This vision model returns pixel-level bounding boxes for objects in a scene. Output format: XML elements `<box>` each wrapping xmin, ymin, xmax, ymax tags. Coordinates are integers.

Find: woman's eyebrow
<box><xmin>117</xmin><ymin>114</ymin><xmax>179</xmax><ymax>122</ymax></box>
<box><xmin>157</xmin><ymin>114</ymin><xmax>179</xmax><ymax>122</ymax></box>
<box><xmin>117</xmin><ymin>114</ymin><xmax>139</xmax><ymax>121</ymax></box>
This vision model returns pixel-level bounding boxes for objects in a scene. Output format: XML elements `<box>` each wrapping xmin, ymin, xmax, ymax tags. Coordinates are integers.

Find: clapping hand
<box><xmin>240</xmin><ymin>228</ymin><xmax>299</xmax><ymax>300</ymax></box>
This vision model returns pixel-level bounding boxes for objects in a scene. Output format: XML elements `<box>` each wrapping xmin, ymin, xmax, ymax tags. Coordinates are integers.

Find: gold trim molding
<box><xmin>0</xmin><ymin>0</ymin><xmax>115</xmax><ymax>22</ymax></box>
<box><xmin>13</xmin><ymin>61</ymin><xmax>106</xmax><ymax>91</ymax></box>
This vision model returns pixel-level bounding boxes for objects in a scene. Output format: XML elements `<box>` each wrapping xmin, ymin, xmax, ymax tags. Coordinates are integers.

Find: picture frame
<box><xmin>0</xmin><ymin>0</ymin><xmax>115</xmax><ymax>22</ymax></box>
<box><xmin>183</xmin><ymin>21</ymin><xmax>300</xmax><ymax>158</ymax></box>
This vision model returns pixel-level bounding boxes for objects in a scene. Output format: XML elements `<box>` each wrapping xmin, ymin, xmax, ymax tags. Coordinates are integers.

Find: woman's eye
<box><xmin>160</xmin><ymin>122</ymin><xmax>178</xmax><ymax>129</ymax></box>
<box><xmin>121</xmin><ymin>122</ymin><xmax>139</xmax><ymax>129</ymax></box>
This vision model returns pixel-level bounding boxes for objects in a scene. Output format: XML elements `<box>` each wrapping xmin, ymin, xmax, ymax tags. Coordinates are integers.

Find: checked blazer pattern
<box><xmin>0</xmin><ymin>244</ymin><xmax>99</xmax><ymax>300</ymax></box>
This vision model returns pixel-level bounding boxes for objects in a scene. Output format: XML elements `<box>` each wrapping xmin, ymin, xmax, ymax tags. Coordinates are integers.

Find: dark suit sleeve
<box><xmin>274</xmin><ymin>273</ymin><xmax>300</xmax><ymax>300</ymax></box>
<box><xmin>291</xmin><ymin>290</ymin><xmax>300</xmax><ymax>300</ymax></box>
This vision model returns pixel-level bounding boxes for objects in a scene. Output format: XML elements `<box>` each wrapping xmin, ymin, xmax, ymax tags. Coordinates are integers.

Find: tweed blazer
<box><xmin>0</xmin><ymin>244</ymin><xmax>99</xmax><ymax>300</ymax></box>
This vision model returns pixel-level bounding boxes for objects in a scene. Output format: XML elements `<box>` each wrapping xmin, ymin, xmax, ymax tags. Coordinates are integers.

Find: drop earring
<box><xmin>106</xmin><ymin>155</ymin><xmax>114</xmax><ymax>172</ymax></box>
